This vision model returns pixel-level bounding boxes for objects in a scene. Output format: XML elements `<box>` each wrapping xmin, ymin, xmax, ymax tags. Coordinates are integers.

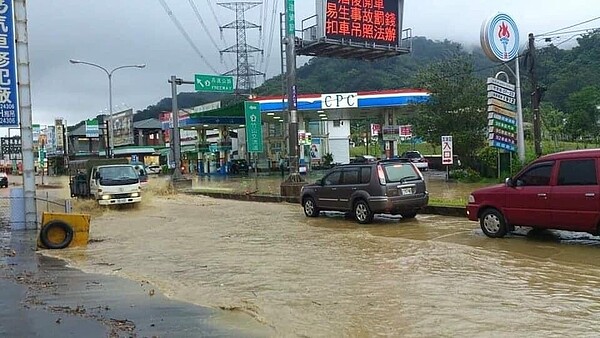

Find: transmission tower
<box><xmin>219</xmin><ymin>1</ymin><xmax>265</xmax><ymax>94</ymax></box>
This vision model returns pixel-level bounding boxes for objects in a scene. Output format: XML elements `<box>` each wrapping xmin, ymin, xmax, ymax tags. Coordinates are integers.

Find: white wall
<box><xmin>327</xmin><ymin>120</ymin><xmax>350</xmax><ymax>164</ymax></box>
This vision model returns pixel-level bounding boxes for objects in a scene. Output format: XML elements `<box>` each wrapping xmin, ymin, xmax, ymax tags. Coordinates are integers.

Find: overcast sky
<box><xmin>1</xmin><ymin>0</ymin><xmax>598</xmax><ymax>136</ymax></box>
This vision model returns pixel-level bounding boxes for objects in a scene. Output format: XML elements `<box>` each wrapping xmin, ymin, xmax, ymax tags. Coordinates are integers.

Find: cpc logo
<box><xmin>320</xmin><ymin>93</ymin><xmax>358</xmax><ymax>109</ymax></box>
<box><xmin>481</xmin><ymin>13</ymin><xmax>520</xmax><ymax>63</ymax></box>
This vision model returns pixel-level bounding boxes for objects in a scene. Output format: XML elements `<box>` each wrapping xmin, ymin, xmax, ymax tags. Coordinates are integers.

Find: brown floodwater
<box><xmin>39</xmin><ymin>176</ymin><xmax>600</xmax><ymax>337</ymax></box>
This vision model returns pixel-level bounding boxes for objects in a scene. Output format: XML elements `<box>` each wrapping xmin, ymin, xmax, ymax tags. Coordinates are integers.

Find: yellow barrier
<box><xmin>38</xmin><ymin>212</ymin><xmax>91</xmax><ymax>249</ymax></box>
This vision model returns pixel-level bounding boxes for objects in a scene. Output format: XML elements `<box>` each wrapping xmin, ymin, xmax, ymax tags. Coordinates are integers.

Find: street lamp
<box><xmin>69</xmin><ymin>59</ymin><xmax>146</xmax><ymax>157</ymax></box>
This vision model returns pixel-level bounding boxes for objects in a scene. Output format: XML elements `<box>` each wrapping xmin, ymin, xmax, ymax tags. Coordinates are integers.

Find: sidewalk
<box><xmin>0</xmin><ymin>227</ymin><xmax>270</xmax><ymax>337</ymax></box>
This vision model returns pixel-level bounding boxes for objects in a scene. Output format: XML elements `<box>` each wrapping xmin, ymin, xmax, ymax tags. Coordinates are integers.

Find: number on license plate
<box><xmin>401</xmin><ymin>187</ymin><xmax>413</xmax><ymax>195</ymax></box>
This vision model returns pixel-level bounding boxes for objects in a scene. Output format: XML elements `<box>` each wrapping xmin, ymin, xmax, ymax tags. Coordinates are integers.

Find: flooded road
<box><xmin>41</xmin><ymin>187</ymin><xmax>600</xmax><ymax>337</ymax></box>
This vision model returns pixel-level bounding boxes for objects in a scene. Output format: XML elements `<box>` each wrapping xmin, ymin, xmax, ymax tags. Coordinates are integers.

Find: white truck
<box><xmin>69</xmin><ymin>159</ymin><xmax>142</xmax><ymax>205</ymax></box>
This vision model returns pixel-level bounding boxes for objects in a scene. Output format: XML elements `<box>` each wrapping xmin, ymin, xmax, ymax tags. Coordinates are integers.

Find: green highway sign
<box><xmin>194</xmin><ymin>74</ymin><xmax>234</xmax><ymax>93</ymax></box>
<box><xmin>285</xmin><ymin>0</ymin><xmax>295</xmax><ymax>36</ymax></box>
<box><xmin>244</xmin><ymin>101</ymin><xmax>263</xmax><ymax>153</ymax></box>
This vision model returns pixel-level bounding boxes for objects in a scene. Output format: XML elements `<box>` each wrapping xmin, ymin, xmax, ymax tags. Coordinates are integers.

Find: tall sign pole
<box><xmin>480</xmin><ymin>13</ymin><xmax>525</xmax><ymax>163</ymax></box>
<box><xmin>285</xmin><ymin>0</ymin><xmax>298</xmax><ymax>174</ymax></box>
<box><xmin>14</xmin><ymin>0</ymin><xmax>37</xmax><ymax>229</ymax></box>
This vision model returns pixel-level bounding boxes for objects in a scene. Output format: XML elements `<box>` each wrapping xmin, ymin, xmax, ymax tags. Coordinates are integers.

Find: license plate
<box><xmin>117</xmin><ymin>198</ymin><xmax>128</xmax><ymax>203</ymax></box>
<box><xmin>401</xmin><ymin>187</ymin><xmax>413</xmax><ymax>195</ymax></box>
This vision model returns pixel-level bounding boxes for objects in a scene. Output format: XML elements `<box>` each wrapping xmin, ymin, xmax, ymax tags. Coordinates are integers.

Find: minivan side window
<box><xmin>342</xmin><ymin>169</ymin><xmax>359</xmax><ymax>185</ymax></box>
<box><xmin>516</xmin><ymin>162</ymin><xmax>553</xmax><ymax>186</ymax></box>
<box><xmin>558</xmin><ymin>159</ymin><xmax>597</xmax><ymax>186</ymax></box>
<box><xmin>324</xmin><ymin>171</ymin><xmax>341</xmax><ymax>186</ymax></box>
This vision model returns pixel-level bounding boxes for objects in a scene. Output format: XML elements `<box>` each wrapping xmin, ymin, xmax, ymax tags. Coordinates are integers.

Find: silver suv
<box><xmin>301</xmin><ymin>159</ymin><xmax>429</xmax><ymax>224</ymax></box>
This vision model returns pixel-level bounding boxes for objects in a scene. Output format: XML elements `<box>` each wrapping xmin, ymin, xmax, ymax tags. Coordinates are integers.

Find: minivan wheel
<box><xmin>480</xmin><ymin>208</ymin><xmax>508</xmax><ymax>238</ymax></box>
<box><xmin>303</xmin><ymin>197</ymin><xmax>319</xmax><ymax>217</ymax></box>
<box><xmin>354</xmin><ymin>200</ymin><xmax>374</xmax><ymax>224</ymax></box>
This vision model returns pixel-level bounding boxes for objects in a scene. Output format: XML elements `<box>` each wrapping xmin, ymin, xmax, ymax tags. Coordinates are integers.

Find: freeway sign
<box><xmin>244</xmin><ymin>101</ymin><xmax>263</xmax><ymax>153</ymax></box>
<box><xmin>194</xmin><ymin>74</ymin><xmax>234</xmax><ymax>93</ymax></box>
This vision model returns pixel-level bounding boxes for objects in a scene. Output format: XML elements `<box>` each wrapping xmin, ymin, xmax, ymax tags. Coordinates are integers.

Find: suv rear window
<box><xmin>383</xmin><ymin>163</ymin><xmax>419</xmax><ymax>183</ymax></box>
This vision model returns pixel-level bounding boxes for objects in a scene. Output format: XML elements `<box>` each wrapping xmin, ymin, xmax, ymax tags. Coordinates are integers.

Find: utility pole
<box><xmin>284</xmin><ymin>0</ymin><xmax>299</xmax><ymax>176</ymax></box>
<box><xmin>15</xmin><ymin>0</ymin><xmax>37</xmax><ymax>229</ymax></box>
<box><xmin>528</xmin><ymin>33</ymin><xmax>543</xmax><ymax>158</ymax></box>
<box><xmin>169</xmin><ymin>76</ymin><xmax>183</xmax><ymax>180</ymax></box>
<box><xmin>166</xmin><ymin>76</ymin><xmax>195</xmax><ymax>182</ymax></box>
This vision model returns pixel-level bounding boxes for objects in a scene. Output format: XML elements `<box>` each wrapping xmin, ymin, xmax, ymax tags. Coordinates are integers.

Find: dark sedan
<box><xmin>231</xmin><ymin>159</ymin><xmax>249</xmax><ymax>174</ymax></box>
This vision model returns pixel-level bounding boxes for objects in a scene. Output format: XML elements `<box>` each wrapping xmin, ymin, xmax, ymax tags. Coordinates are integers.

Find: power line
<box><xmin>158</xmin><ymin>0</ymin><xmax>220</xmax><ymax>74</ymax></box>
<box><xmin>536</xmin><ymin>27</ymin><xmax>599</xmax><ymax>40</ymax></box>
<box><xmin>187</xmin><ymin>0</ymin><xmax>232</xmax><ymax>70</ymax></box>
<box><xmin>262</xmin><ymin>0</ymin><xmax>281</xmax><ymax>78</ymax></box>
<box><xmin>537</xmin><ymin>16</ymin><xmax>600</xmax><ymax>37</ymax></box>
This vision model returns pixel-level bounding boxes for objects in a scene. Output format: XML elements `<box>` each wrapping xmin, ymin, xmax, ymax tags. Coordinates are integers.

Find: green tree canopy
<box><xmin>411</xmin><ymin>56</ymin><xmax>487</xmax><ymax>162</ymax></box>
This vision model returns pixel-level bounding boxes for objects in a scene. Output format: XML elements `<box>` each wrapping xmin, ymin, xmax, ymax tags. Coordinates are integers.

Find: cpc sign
<box><xmin>480</xmin><ymin>13</ymin><xmax>520</xmax><ymax>62</ymax></box>
<box><xmin>320</xmin><ymin>92</ymin><xmax>358</xmax><ymax>109</ymax></box>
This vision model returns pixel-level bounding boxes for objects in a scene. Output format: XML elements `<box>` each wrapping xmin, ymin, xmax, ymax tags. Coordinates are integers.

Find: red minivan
<box><xmin>467</xmin><ymin>149</ymin><xmax>600</xmax><ymax>238</ymax></box>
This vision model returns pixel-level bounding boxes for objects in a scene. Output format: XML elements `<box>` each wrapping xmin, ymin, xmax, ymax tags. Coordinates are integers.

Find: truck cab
<box><xmin>90</xmin><ymin>164</ymin><xmax>142</xmax><ymax>205</ymax></box>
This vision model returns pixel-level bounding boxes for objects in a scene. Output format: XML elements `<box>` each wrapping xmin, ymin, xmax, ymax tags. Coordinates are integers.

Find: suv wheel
<box><xmin>354</xmin><ymin>200</ymin><xmax>373</xmax><ymax>224</ymax></box>
<box><xmin>401</xmin><ymin>211</ymin><xmax>418</xmax><ymax>219</ymax></box>
<box><xmin>480</xmin><ymin>208</ymin><xmax>508</xmax><ymax>238</ymax></box>
<box><xmin>303</xmin><ymin>197</ymin><xmax>320</xmax><ymax>217</ymax></box>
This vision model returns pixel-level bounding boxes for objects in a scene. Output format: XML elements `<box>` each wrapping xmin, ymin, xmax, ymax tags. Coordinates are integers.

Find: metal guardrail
<box><xmin>0</xmin><ymin>193</ymin><xmax>72</xmax><ymax>228</ymax></box>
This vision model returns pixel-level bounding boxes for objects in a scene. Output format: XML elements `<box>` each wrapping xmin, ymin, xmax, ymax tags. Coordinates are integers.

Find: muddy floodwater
<box><xmin>40</xmin><ymin>178</ymin><xmax>600</xmax><ymax>337</ymax></box>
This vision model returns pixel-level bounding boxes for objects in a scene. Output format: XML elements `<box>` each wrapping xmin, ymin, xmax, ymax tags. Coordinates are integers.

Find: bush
<box><xmin>449</xmin><ymin>168</ymin><xmax>482</xmax><ymax>182</ymax></box>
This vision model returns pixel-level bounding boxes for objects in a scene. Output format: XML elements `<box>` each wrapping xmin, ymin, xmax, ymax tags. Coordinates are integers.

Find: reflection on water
<box><xmin>43</xmin><ymin>192</ymin><xmax>600</xmax><ymax>337</ymax></box>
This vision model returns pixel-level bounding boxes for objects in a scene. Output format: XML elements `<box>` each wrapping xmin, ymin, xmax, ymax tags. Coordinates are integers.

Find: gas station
<box><xmin>175</xmin><ymin>88</ymin><xmax>429</xmax><ymax>174</ymax></box>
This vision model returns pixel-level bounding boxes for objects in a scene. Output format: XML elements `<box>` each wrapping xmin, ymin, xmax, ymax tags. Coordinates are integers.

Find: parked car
<box><xmin>351</xmin><ymin>155</ymin><xmax>377</xmax><ymax>163</ymax></box>
<box><xmin>467</xmin><ymin>149</ymin><xmax>600</xmax><ymax>238</ymax></box>
<box><xmin>146</xmin><ymin>165</ymin><xmax>161</xmax><ymax>175</ymax></box>
<box><xmin>0</xmin><ymin>172</ymin><xmax>7</xmax><ymax>188</ymax></box>
<box><xmin>231</xmin><ymin>159</ymin><xmax>249</xmax><ymax>174</ymax></box>
<box><xmin>301</xmin><ymin>159</ymin><xmax>429</xmax><ymax>224</ymax></box>
<box><xmin>400</xmin><ymin>150</ymin><xmax>429</xmax><ymax>171</ymax></box>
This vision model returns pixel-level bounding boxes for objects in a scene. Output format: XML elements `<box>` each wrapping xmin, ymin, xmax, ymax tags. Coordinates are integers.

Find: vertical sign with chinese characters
<box><xmin>324</xmin><ymin>0</ymin><xmax>399</xmax><ymax>45</ymax></box>
<box><xmin>0</xmin><ymin>0</ymin><xmax>18</xmax><ymax>127</ymax></box>
<box><xmin>55</xmin><ymin>119</ymin><xmax>64</xmax><ymax>154</ymax></box>
<box><xmin>441</xmin><ymin>135</ymin><xmax>453</xmax><ymax>165</ymax></box>
<box><xmin>285</xmin><ymin>0</ymin><xmax>295</xmax><ymax>35</ymax></box>
<box><xmin>487</xmin><ymin>77</ymin><xmax>517</xmax><ymax>152</ymax></box>
<box><xmin>244</xmin><ymin>102</ymin><xmax>263</xmax><ymax>153</ymax></box>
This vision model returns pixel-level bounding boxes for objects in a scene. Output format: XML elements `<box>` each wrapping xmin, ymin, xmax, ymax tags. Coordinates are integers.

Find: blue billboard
<box><xmin>0</xmin><ymin>0</ymin><xmax>18</xmax><ymax>127</ymax></box>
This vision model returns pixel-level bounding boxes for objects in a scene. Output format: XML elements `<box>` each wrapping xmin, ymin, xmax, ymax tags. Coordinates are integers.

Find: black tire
<box><xmin>479</xmin><ymin>208</ymin><xmax>508</xmax><ymax>238</ymax></box>
<box><xmin>354</xmin><ymin>200</ymin><xmax>374</xmax><ymax>224</ymax></box>
<box><xmin>39</xmin><ymin>220</ymin><xmax>74</xmax><ymax>249</ymax></box>
<box><xmin>303</xmin><ymin>197</ymin><xmax>320</xmax><ymax>217</ymax></box>
<box><xmin>401</xmin><ymin>211</ymin><xmax>418</xmax><ymax>219</ymax></box>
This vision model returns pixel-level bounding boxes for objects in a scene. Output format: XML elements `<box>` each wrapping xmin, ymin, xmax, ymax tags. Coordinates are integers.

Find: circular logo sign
<box><xmin>480</xmin><ymin>13</ymin><xmax>520</xmax><ymax>62</ymax></box>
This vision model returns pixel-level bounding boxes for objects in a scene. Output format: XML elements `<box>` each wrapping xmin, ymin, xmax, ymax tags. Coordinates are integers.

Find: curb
<box><xmin>184</xmin><ymin>190</ymin><xmax>467</xmax><ymax>218</ymax></box>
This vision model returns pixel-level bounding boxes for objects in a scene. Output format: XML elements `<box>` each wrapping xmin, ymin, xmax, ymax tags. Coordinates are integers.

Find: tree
<box><xmin>541</xmin><ymin>105</ymin><xmax>566</xmax><ymax>150</ymax></box>
<box><xmin>411</xmin><ymin>56</ymin><xmax>487</xmax><ymax>164</ymax></box>
<box><xmin>564</xmin><ymin>85</ymin><xmax>600</xmax><ymax>142</ymax></box>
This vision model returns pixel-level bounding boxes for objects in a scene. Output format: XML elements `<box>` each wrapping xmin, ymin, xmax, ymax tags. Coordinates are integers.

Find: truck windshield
<box><xmin>98</xmin><ymin>166</ymin><xmax>139</xmax><ymax>186</ymax></box>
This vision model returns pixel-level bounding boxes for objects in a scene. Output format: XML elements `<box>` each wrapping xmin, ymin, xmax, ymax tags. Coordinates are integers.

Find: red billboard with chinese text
<box><xmin>324</xmin><ymin>0</ymin><xmax>400</xmax><ymax>45</ymax></box>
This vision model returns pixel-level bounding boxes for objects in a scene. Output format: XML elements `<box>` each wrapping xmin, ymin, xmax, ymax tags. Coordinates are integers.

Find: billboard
<box><xmin>111</xmin><ymin>108</ymin><xmax>134</xmax><ymax>147</ymax></box>
<box><xmin>318</xmin><ymin>0</ymin><xmax>401</xmax><ymax>46</ymax></box>
<box><xmin>0</xmin><ymin>0</ymin><xmax>19</xmax><ymax>127</ymax></box>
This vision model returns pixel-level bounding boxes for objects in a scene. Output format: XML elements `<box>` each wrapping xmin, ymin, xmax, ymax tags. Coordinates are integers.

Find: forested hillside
<box><xmin>130</xmin><ymin>33</ymin><xmax>600</xmax><ymax>124</ymax></box>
